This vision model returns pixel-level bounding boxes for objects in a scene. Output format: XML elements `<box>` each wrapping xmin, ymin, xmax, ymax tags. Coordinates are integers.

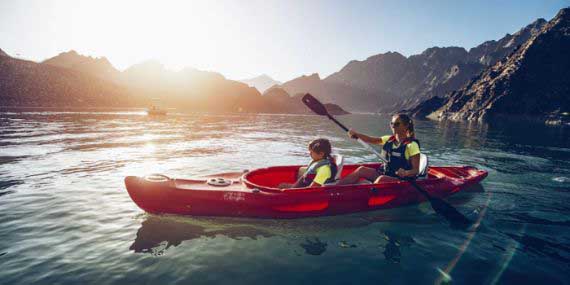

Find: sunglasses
<box><xmin>390</xmin><ymin>121</ymin><xmax>401</xmax><ymax>127</ymax></box>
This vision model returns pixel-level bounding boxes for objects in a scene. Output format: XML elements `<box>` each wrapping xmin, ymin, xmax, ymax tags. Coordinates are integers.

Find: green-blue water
<box><xmin>0</xmin><ymin>110</ymin><xmax>568</xmax><ymax>284</ymax></box>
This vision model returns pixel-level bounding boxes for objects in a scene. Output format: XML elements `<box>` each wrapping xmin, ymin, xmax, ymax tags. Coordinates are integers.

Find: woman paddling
<box><xmin>337</xmin><ymin>114</ymin><xmax>421</xmax><ymax>185</ymax></box>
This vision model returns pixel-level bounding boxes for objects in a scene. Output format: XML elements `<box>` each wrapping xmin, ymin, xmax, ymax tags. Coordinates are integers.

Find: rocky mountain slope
<box><xmin>279</xmin><ymin>18</ymin><xmax>547</xmax><ymax>112</ymax></box>
<box><xmin>413</xmin><ymin>8</ymin><xmax>570</xmax><ymax>124</ymax></box>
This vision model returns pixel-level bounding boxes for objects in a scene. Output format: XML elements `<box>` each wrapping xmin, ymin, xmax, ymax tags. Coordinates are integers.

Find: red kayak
<box><xmin>124</xmin><ymin>162</ymin><xmax>487</xmax><ymax>219</ymax></box>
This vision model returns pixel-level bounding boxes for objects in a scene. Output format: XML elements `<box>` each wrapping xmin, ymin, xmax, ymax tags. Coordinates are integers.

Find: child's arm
<box><xmin>309</xmin><ymin>181</ymin><xmax>321</xmax><ymax>187</ymax></box>
<box><xmin>309</xmin><ymin>166</ymin><xmax>332</xmax><ymax>187</ymax></box>
<box><xmin>291</xmin><ymin>176</ymin><xmax>306</xmax><ymax>188</ymax></box>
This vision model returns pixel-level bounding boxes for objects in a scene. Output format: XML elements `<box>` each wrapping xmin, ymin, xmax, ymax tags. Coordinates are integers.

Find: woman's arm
<box><xmin>348</xmin><ymin>129</ymin><xmax>382</xmax><ymax>144</ymax></box>
<box><xmin>396</xmin><ymin>154</ymin><xmax>420</xmax><ymax>177</ymax></box>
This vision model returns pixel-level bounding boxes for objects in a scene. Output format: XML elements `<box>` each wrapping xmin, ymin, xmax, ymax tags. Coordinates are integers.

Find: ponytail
<box><xmin>308</xmin><ymin>138</ymin><xmax>338</xmax><ymax>181</ymax></box>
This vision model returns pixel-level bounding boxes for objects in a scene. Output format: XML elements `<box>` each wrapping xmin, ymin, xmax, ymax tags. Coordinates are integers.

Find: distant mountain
<box><xmin>118</xmin><ymin>60</ymin><xmax>267</xmax><ymax>112</ymax></box>
<box><xmin>1</xmin><ymin>51</ymin><xmax>338</xmax><ymax>114</ymax></box>
<box><xmin>42</xmin><ymin>50</ymin><xmax>121</xmax><ymax>82</ymax></box>
<box><xmin>240</xmin><ymin>74</ymin><xmax>281</xmax><ymax>93</ymax></box>
<box><xmin>279</xmin><ymin>18</ymin><xmax>548</xmax><ymax>112</ymax></box>
<box><xmin>280</xmin><ymin>73</ymin><xmax>381</xmax><ymax>112</ymax></box>
<box><xmin>411</xmin><ymin>8</ymin><xmax>570</xmax><ymax>125</ymax></box>
<box><xmin>0</xmin><ymin>49</ymin><xmax>8</xmax><ymax>57</ymax></box>
<box><xmin>280</xmin><ymin>73</ymin><xmax>326</xmax><ymax>103</ymax></box>
<box><xmin>262</xmin><ymin>86</ymin><xmax>349</xmax><ymax>115</ymax></box>
<box><xmin>0</xmin><ymin>56</ymin><xmax>138</xmax><ymax>107</ymax></box>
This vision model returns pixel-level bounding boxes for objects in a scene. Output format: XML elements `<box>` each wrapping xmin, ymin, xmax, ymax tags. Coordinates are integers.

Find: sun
<box><xmin>58</xmin><ymin>0</ymin><xmax>246</xmax><ymax>73</ymax></box>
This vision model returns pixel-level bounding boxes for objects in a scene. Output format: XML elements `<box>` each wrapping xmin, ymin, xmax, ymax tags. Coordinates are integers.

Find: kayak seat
<box><xmin>323</xmin><ymin>154</ymin><xmax>344</xmax><ymax>185</ymax></box>
<box><xmin>332</xmin><ymin>154</ymin><xmax>344</xmax><ymax>181</ymax></box>
<box><xmin>417</xmin><ymin>153</ymin><xmax>429</xmax><ymax>180</ymax></box>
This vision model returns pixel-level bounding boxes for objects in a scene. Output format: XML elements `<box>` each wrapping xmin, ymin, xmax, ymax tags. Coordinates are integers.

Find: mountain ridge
<box><xmin>240</xmin><ymin>74</ymin><xmax>281</xmax><ymax>93</ymax></box>
<box><xmin>411</xmin><ymin>8</ymin><xmax>570</xmax><ymax>125</ymax></box>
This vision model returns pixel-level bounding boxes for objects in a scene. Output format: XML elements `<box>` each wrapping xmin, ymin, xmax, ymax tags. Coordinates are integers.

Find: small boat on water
<box><xmin>124</xmin><ymin>157</ymin><xmax>487</xmax><ymax>219</ymax></box>
<box><xmin>146</xmin><ymin>106</ymin><xmax>167</xmax><ymax>116</ymax></box>
<box><xmin>146</xmin><ymin>98</ymin><xmax>167</xmax><ymax>115</ymax></box>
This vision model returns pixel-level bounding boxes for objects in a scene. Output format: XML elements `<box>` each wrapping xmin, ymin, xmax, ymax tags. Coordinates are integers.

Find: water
<box><xmin>0</xmin><ymin>110</ymin><xmax>569</xmax><ymax>284</ymax></box>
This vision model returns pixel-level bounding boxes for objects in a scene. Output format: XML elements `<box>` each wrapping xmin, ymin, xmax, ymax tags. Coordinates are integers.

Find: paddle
<box><xmin>302</xmin><ymin>93</ymin><xmax>471</xmax><ymax>228</ymax></box>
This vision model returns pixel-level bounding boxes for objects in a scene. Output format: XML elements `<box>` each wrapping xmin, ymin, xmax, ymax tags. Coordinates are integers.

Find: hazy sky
<box><xmin>0</xmin><ymin>0</ymin><xmax>567</xmax><ymax>81</ymax></box>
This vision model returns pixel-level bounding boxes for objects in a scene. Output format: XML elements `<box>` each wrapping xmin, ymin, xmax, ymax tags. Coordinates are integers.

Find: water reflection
<box><xmin>381</xmin><ymin>231</ymin><xmax>416</xmax><ymax>263</ymax></box>
<box><xmin>130</xmin><ymin>215</ymin><xmax>274</xmax><ymax>255</ymax></box>
<box><xmin>299</xmin><ymin>238</ymin><xmax>328</xmax><ymax>255</ymax></box>
<box><xmin>504</xmin><ymin>233</ymin><xmax>570</xmax><ymax>263</ymax></box>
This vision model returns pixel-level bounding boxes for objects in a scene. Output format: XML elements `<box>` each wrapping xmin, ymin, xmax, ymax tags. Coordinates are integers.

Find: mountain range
<box><xmin>1</xmin><ymin>7</ymin><xmax>568</xmax><ymax>124</ymax></box>
<box><xmin>239</xmin><ymin>74</ymin><xmax>281</xmax><ymax>93</ymax></box>
<box><xmin>277</xmin><ymin>18</ymin><xmax>548</xmax><ymax>113</ymax></box>
<box><xmin>0</xmin><ymin>50</ymin><xmax>348</xmax><ymax>114</ymax></box>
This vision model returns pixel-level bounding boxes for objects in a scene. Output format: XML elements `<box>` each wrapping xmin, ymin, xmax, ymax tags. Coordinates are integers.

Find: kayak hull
<box><xmin>124</xmin><ymin>163</ymin><xmax>487</xmax><ymax>219</ymax></box>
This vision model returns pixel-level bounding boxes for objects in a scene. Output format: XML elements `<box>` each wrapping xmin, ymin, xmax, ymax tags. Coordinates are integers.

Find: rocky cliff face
<box><xmin>467</xmin><ymin>19</ymin><xmax>547</xmax><ymax>65</ymax></box>
<box><xmin>423</xmin><ymin>8</ymin><xmax>570</xmax><ymax>124</ymax></box>
<box><xmin>0</xmin><ymin>49</ymin><xmax>8</xmax><ymax>57</ymax></box>
<box><xmin>279</xmin><ymin>18</ymin><xmax>547</xmax><ymax>112</ymax></box>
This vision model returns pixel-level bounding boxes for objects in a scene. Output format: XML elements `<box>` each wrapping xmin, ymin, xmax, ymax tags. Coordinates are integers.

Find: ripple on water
<box><xmin>552</xmin><ymin>176</ymin><xmax>569</xmax><ymax>183</ymax></box>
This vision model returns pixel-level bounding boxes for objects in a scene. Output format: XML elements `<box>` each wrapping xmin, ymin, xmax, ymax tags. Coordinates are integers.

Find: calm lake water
<box><xmin>0</xmin><ymin>110</ymin><xmax>568</xmax><ymax>284</ymax></box>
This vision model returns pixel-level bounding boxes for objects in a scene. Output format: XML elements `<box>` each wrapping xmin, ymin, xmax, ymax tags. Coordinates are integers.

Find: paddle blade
<box><xmin>302</xmin><ymin>93</ymin><xmax>328</xmax><ymax>116</ymax></box>
<box><xmin>429</xmin><ymin>197</ymin><xmax>472</xmax><ymax>228</ymax></box>
<box><xmin>407</xmin><ymin>179</ymin><xmax>472</xmax><ymax>228</ymax></box>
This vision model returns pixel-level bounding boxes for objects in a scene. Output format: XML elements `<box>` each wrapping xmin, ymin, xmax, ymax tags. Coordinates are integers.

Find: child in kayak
<box><xmin>337</xmin><ymin>113</ymin><xmax>421</xmax><ymax>185</ymax></box>
<box><xmin>279</xmin><ymin>138</ymin><xmax>338</xmax><ymax>188</ymax></box>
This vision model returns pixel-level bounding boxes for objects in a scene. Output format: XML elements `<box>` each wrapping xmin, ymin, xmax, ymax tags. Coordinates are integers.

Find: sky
<box><xmin>0</xmin><ymin>0</ymin><xmax>568</xmax><ymax>82</ymax></box>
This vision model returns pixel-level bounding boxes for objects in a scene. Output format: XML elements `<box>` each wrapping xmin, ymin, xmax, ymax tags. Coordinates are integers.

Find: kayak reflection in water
<box><xmin>337</xmin><ymin>113</ymin><xmax>422</xmax><ymax>185</ymax></box>
<box><xmin>278</xmin><ymin>138</ymin><xmax>338</xmax><ymax>188</ymax></box>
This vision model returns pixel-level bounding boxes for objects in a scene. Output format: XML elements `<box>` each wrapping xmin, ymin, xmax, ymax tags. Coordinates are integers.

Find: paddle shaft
<box><xmin>325</xmin><ymin>114</ymin><xmax>385</xmax><ymax>160</ymax></box>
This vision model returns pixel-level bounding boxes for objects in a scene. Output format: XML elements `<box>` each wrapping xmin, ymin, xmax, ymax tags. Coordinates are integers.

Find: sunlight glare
<box><xmin>55</xmin><ymin>0</ymin><xmax>244</xmax><ymax>72</ymax></box>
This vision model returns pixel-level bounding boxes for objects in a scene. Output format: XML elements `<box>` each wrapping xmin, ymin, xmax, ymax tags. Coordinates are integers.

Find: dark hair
<box><xmin>309</xmin><ymin>138</ymin><xmax>333</xmax><ymax>159</ymax></box>
<box><xmin>393</xmin><ymin>113</ymin><xmax>415</xmax><ymax>138</ymax></box>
